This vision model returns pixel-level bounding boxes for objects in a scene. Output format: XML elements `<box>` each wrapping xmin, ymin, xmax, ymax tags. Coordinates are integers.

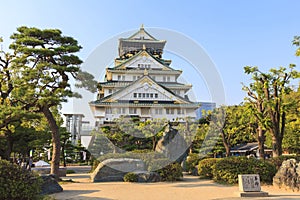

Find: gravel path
<box><xmin>50</xmin><ymin>167</ymin><xmax>300</xmax><ymax>200</ymax></box>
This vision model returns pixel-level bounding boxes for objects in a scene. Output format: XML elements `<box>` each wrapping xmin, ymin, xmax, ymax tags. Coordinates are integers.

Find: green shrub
<box><xmin>156</xmin><ymin>162</ymin><xmax>183</xmax><ymax>181</ymax></box>
<box><xmin>66</xmin><ymin>169</ymin><xmax>75</xmax><ymax>174</ymax></box>
<box><xmin>0</xmin><ymin>160</ymin><xmax>42</xmax><ymax>200</ymax></box>
<box><xmin>198</xmin><ymin>158</ymin><xmax>218</xmax><ymax>178</ymax></box>
<box><xmin>213</xmin><ymin>157</ymin><xmax>276</xmax><ymax>184</ymax></box>
<box><xmin>185</xmin><ymin>153</ymin><xmax>200</xmax><ymax>173</ymax></box>
<box><xmin>267</xmin><ymin>155</ymin><xmax>300</xmax><ymax>170</ymax></box>
<box><xmin>123</xmin><ymin>172</ymin><xmax>138</xmax><ymax>182</ymax></box>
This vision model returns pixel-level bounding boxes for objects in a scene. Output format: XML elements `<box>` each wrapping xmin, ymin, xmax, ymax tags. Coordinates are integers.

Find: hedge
<box><xmin>213</xmin><ymin>157</ymin><xmax>276</xmax><ymax>184</ymax></box>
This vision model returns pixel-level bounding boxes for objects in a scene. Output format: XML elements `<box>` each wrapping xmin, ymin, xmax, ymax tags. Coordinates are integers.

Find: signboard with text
<box><xmin>238</xmin><ymin>174</ymin><xmax>261</xmax><ymax>192</ymax></box>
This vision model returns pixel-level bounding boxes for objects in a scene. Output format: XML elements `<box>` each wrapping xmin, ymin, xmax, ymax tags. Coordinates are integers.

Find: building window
<box><xmin>105</xmin><ymin>108</ymin><xmax>112</xmax><ymax>114</ymax></box>
<box><xmin>118</xmin><ymin>75</ymin><xmax>121</xmax><ymax>80</ymax></box>
<box><xmin>146</xmin><ymin>93</ymin><xmax>149</xmax><ymax>98</ymax></box>
<box><xmin>143</xmin><ymin>93</ymin><xmax>146</xmax><ymax>98</ymax></box>
<box><xmin>117</xmin><ymin>108</ymin><xmax>126</xmax><ymax>114</ymax></box>
<box><xmin>166</xmin><ymin>108</ymin><xmax>174</xmax><ymax>115</ymax></box>
<box><xmin>138</xmin><ymin>93</ymin><xmax>142</xmax><ymax>98</ymax></box>
<box><xmin>155</xmin><ymin>108</ymin><xmax>162</xmax><ymax>115</ymax></box>
<box><xmin>129</xmin><ymin>108</ymin><xmax>137</xmax><ymax>114</ymax></box>
<box><xmin>122</xmin><ymin>75</ymin><xmax>125</xmax><ymax>81</ymax></box>
<box><xmin>177</xmin><ymin>109</ymin><xmax>185</xmax><ymax>114</ymax></box>
<box><xmin>167</xmin><ymin>76</ymin><xmax>170</xmax><ymax>82</ymax></box>
<box><xmin>108</xmin><ymin>89</ymin><xmax>112</xmax><ymax>94</ymax></box>
<box><xmin>163</xmin><ymin>76</ymin><xmax>166</xmax><ymax>82</ymax></box>
<box><xmin>155</xmin><ymin>93</ymin><xmax>158</xmax><ymax>98</ymax></box>
<box><xmin>150</xmin><ymin>93</ymin><xmax>153</xmax><ymax>98</ymax></box>
<box><xmin>133</xmin><ymin>93</ymin><xmax>137</xmax><ymax>98</ymax></box>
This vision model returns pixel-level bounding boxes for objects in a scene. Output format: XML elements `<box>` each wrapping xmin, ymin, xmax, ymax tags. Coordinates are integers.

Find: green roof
<box><xmin>114</xmin><ymin>49</ymin><xmax>174</xmax><ymax>70</ymax></box>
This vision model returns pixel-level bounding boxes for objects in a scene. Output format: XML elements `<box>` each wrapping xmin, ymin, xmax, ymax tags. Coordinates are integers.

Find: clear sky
<box><xmin>1</xmin><ymin>0</ymin><xmax>299</xmax><ymax>122</ymax></box>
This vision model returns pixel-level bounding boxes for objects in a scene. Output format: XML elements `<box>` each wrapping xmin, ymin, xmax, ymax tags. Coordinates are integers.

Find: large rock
<box><xmin>40</xmin><ymin>174</ymin><xmax>63</xmax><ymax>195</ymax></box>
<box><xmin>90</xmin><ymin>158</ymin><xmax>146</xmax><ymax>182</ymax></box>
<box><xmin>155</xmin><ymin>122</ymin><xmax>189</xmax><ymax>163</ymax></box>
<box><xmin>273</xmin><ymin>159</ymin><xmax>300</xmax><ymax>191</ymax></box>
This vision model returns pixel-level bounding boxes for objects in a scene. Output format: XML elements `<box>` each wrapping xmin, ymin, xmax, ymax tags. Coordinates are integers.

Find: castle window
<box><xmin>133</xmin><ymin>93</ymin><xmax>137</xmax><ymax>98</ymax></box>
<box><xmin>155</xmin><ymin>93</ymin><xmax>158</xmax><ymax>98</ymax></box>
<box><xmin>163</xmin><ymin>76</ymin><xmax>166</xmax><ymax>82</ymax></box>
<box><xmin>138</xmin><ymin>93</ymin><xmax>142</xmax><ymax>98</ymax></box>
<box><xmin>177</xmin><ymin>109</ymin><xmax>185</xmax><ymax>114</ymax></box>
<box><xmin>155</xmin><ymin>108</ymin><xmax>162</xmax><ymax>115</ymax></box>
<box><xmin>166</xmin><ymin>108</ymin><xmax>174</xmax><ymax>115</ymax></box>
<box><xmin>167</xmin><ymin>76</ymin><xmax>170</xmax><ymax>82</ymax></box>
<box><xmin>122</xmin><ymin>75</ymin><xmax>125</xmax><ymax>81</ymax></box>
<box><xmin>146</xmin><ymin>93</ymin><xmax>150</xmax><ymax>98</ymax></box>
<box><xmin>118</xmin><ymin>75</ymin><xmax>121</xmax><ymax>80</ymax></box>
<box><xmin>117</xmin><ymin>108</ymin><xmax>126</xmax><ymax>114</ymax></box>
<box><xmin>150</xmin><ymin>93</ymin><xmax>153</xmax><ymax>98</ymax></box>
<box><xmin>106</xmin><ymin>108</ymin><xmax>112</xmax><ymax>114</ymax></box>
<box><xmin>108</xmin><ymin>89</ymin><xmax>112</xmax><ymax>94</ymax></box>
<box><xmin>129</xmin><ymin>108</ymin><xmax>137</xmax><ymax>114</ymax></box>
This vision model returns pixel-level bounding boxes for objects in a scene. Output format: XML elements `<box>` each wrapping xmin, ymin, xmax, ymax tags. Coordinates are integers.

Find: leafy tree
<box><xmin>242</xmin><ymin>78</ymin><xmax>269</xmax><ymax>159</ymax></box>
<box><xmin>207</xmin><ymin>105</ymin><xmax>255</xmax><ymax>157</ymax></box>
<box><xmin>0</xmin><ymin>41</ymin><xmax>45</xmax><ymax>160</ymax></box>
<box><xmin>243</xmin><ymin>65</ymin><xmax>299</xmax><ymax>157</ymax></box>
<box><xmin>282</xmin><ymin>85</ymin><xmax>300</xmax><ymax>153</ymax></box>
<box><xmin>175</xmin><ymin>119</ymin><xmax>198</xmax><ymax>154</ymax></box>
<box><xmin>9</xmin><ymin>26</ymin><xmax>97</xmax><ymax>175</ymax></box>
<box><xmin>137</xmin><ymin>118</ymin><xmax>167</xmax><ymax>150</ymax></box>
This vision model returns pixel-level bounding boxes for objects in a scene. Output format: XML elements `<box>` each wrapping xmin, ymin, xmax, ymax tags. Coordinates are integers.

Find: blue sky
<box><xmin>1</xmin><ymin>0</ymin><xmax>299</xmax><ymax>121</ymax></box>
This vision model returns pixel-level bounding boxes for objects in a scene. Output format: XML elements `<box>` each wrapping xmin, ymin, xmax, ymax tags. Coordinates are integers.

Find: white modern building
<box><xmin>89</xmin><ymin>25</ymin><xmax>201</xmax><ymax>125</ymax></box>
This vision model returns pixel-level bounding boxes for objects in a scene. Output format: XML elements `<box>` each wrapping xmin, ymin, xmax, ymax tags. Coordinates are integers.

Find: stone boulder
<box><xmin>155</xmin><ymin>122</ymin><xmax>189</xmax><ymax>163</ymax></box>
<box><xmin>273</xmin><ymin>159</ymin><xmax>300</xmax><ymax>191</ymax></box>
<box><xmin>90</xmin><ymin>158</ymin><xmax>146</xmax><ymax>182</ymax></box>
<box><xmin>134</xmin><ymin>171</ymin><xmax>161</xmax><ymax>182</ymax></box>
<box><xmin>40</xmin><ymin>174</ymin><xmax>63</xmax><ymax>195</ymax></box>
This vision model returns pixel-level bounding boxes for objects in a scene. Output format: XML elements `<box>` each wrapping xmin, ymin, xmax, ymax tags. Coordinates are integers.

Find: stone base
<box><xmin>236</xmin><ymin>191</ymin><xmax>269</xmax><ymax>197</ymax></box>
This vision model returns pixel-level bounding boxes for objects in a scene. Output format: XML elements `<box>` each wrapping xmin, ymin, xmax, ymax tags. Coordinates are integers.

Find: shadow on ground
<box><xmin>174</xmin><ymin>175</ymin><xmax>232</xmax><ymax>188</ymax></box>
<box><xmin>51</xmin><ymin>189</ymin><xmax>112</xmax><ymax>200</ymax></box>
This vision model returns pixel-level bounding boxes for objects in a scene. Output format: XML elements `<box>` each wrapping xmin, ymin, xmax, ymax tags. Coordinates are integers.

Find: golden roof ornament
<box><xmin>144</xmin><ymin>68</ymin><xmax>148</xmax><ymax>76</ymax></box>
<box><xmin>142</xmin><ymin>44</ymin><xmax>146</xmax><ymax>50</ymax></box>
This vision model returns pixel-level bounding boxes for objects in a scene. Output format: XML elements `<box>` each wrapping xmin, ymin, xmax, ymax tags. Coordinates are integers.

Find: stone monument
<box><xmin>237</xmin><ymin>174</ymin><xmax>268</xmax><ymax>197</ymax></box>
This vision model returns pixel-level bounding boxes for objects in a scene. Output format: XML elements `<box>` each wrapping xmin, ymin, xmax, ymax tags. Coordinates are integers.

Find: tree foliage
<box><xmin>243</xmin><ymin>65</ymin><xmax>299</xmax><ymax>157</ymax></box>
<box><xmin>7</xmin><ymin>26</ymin><xmax>96</xmax><ymax>175</ymax></box>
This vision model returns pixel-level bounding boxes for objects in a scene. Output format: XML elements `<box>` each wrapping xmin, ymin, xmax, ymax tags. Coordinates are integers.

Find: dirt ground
<box><xmin>50</xmin><ymin>167</ymin><xmax>300</xmax><ymax>200</ymax></box>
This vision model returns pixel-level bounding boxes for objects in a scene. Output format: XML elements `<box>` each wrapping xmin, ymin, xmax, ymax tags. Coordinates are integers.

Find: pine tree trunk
<box><xmin>152</xmin><ymin>136</ymin><xmax>157</xmax><ymax>151</ymax></box>
<box><xmin>42</xmin><ymin>106</ymin><xmax>61</xmax><ymax>176</ymax></box>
